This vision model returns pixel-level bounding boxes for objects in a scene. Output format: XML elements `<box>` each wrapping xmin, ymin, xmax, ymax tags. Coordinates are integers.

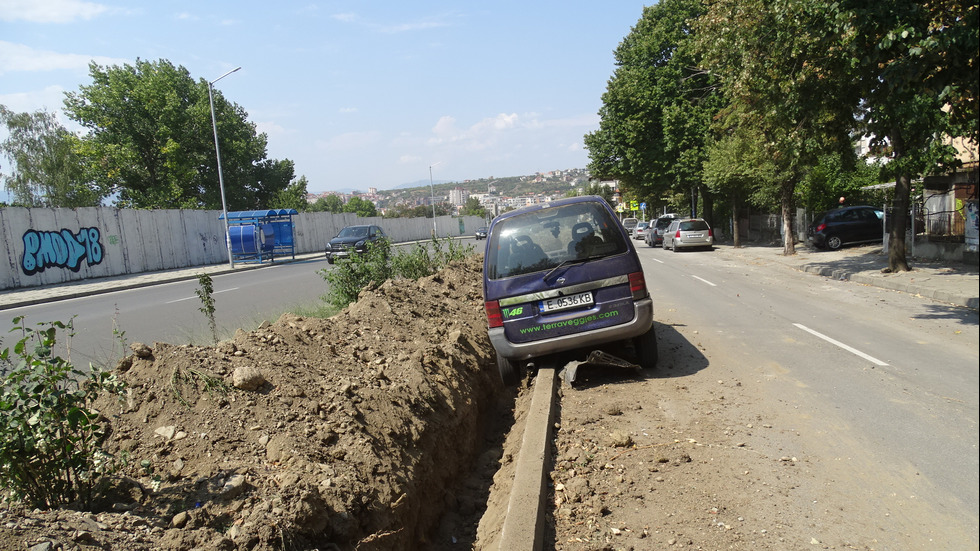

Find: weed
<box><xmin>195</xmin><ymin>273</ymin><xmax>218</xmax><ymax>344</ymax></box>
<box><xmin>170</xmin><ymin>366</ymin><xmax>230</xmax><ymax>408</ymax></box>
<box><xmin>0</xmin><ymin>317</ymin><xmax>127</xmax><ymax>509</ymax></box>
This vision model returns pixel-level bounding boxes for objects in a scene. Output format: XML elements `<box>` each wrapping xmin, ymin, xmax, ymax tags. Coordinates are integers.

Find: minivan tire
<box><xmin>497</xmin><ymin>352</ymin><xmax>524</xmax><ymax>386</ymax></box>
<box><xmin>633</xmin><ymin>327</ymin><xmax>659</xmax><ymax>369</ymax></box>
<box><xmin>826</xmin><ymin>235</ymin><xmax>843</xmax><ymax>250</ymax></box>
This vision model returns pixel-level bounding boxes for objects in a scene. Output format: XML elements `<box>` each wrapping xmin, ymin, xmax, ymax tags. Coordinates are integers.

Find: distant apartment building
<box><xmin>448</xmin><ymin>187</ymin><xmax>468</xmax><ymax>207</ymax></box>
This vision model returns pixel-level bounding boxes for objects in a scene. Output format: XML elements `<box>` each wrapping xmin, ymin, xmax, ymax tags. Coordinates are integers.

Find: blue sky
<box><xmin>1</xmin><ymin>1</ymin><xmax>650</xmax><ymax>195</ymax></box>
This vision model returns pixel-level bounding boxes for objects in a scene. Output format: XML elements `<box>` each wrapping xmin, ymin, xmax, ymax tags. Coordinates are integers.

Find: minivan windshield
<box><xmin>486</xmin><ymin>202</ymin><xmax>628</xmax><ymax>279</ymax></box>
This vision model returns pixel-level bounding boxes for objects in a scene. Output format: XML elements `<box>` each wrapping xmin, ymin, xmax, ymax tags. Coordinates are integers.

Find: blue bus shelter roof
<box><xmin>219</xmin><ymin>209</ymin><xmax>298</xmax><ymax>220</ymax></box>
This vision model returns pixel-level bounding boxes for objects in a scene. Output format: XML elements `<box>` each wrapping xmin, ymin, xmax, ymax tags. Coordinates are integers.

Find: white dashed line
<box><xmin>793</xmin><ymin>323</ymin><xmax>889</xmax><ymax>366</ymax></box>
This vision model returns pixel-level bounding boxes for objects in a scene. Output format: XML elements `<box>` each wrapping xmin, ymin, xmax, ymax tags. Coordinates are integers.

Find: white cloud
<box><xmin>332</xmin><ymin>12</ymin><xmax>357</xmax><ymax>23</ymax></box>
<box><xmin>338</xmin><ymin>107</ymin><xmax>358</xmax><ymax>114</ymax></box>
<box><xmin>0</xmin><ymin>0</ymin><xmax>107</xmax><ymax>23</ymax></box>
<box><xmin>399</xmin><ymin>154</ymin><xmax>422</xmax><ymax>164</ymax></box>
<box><xmin>0</xmin><ymin>41</ymin><xmax>127</xmax><ymax>75</ymax></box>
<box><xmin>0</xmin><ymin>85</ymin><xmax>67</xmax><ymax>114</ymax></box>
<box><xmin>428</xmin><ymin>112</ymin><xmax>519</xmax><ymax>148</ymax></box>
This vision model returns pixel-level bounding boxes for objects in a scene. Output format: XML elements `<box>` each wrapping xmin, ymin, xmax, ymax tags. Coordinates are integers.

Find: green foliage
<box><xmin>320</xmin><ymin>238</ymin><xmax>393</xmax><ymax>309</ymax></box>
<box><xmin>0</xmin><ymin>105</ymin><xmax>103</xmax><ymax>207</ymax></box>
<box><xmin>195</xmin><ymin>273</ymin><xmax>218</xmax><ymax>344</ymax></box>
<box><xmin>798</xmin><ymin>155</ymin><xmax>884</xmax><ymax>213</ymax></box>
<box><xmin>62</xmin><ymin>58</ymin><xmax>294</xmax><ymax>210</ymax></box>
<box><xmin>320</xmin><ymin>237</ymin><xmax>474</xmax><ymax>310</ymax></box>
<box><xmin>272</xmin><ymin>176</ymin><xmax>310</xmax><ymax>212</ymax></box>
<box><xmin>585</xmin><ymin>0</ymin><xmax>724</xmax><ymax>205</ymax></box>
<box><xmin>0</xmin><ymin>317</ymin><xmax>127</xmax><ymax>509</ymax></box>
<box><xmin>460</xmin><ymin>196</ymin><xmax>487</xmax><ymax>217</ymax></box>
<box><xmin>310</xmin><ymin>194</ymin><xmax>345</xmax><ymax>213</ymax></box>
<box><xmin>342</xmin><ymin>196</ymin><xmax>378</xmax><ymax>217</ymax></box>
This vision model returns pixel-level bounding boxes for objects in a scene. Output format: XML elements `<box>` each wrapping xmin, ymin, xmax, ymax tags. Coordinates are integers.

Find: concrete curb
<box><xmin>497</xmin><ymin>367</ymin><xmax>557</xmax><ymax>551</ymax></box>
<box><xmin>798</xmin><ymin>263</ymin><xmax>979</xmax><ymax>311</ymax></box>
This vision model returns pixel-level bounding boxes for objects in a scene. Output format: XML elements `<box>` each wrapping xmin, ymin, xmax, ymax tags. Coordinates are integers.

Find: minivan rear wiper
<box><xmin>543</xmin><ymin>254</ymin><xmax>603</xmax><ymax>282</ymax></box>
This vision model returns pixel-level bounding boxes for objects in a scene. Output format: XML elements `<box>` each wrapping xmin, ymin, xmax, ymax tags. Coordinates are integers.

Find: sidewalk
<box><xmin>2</xmin><ymin>245</ymin><xmax>977</xmax><ymax>311</ymax></box>
<box><xmin>712</xmin><ymin>242</ymin><xmax>979</xmax><ymax>311</ymax></box>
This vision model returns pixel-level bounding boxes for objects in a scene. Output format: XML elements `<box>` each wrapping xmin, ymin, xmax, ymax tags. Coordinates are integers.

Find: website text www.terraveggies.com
<box><xmin>518</xmin><ymin>310</ymin><xmax>619</xmax><ymax>334</ymax></box>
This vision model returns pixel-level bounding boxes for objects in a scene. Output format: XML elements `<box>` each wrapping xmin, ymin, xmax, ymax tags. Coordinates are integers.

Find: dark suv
<box><xmin>325</xmin><ymin>225</ymin><xmax>388</xmax><ymax>263</ymax></box>
<box><xmin>807</xmin><ymin>206</ymin><xmax>883</xmax><ymax>250</ymax></box>
<box><xmin>482</xmin><ymin>196</ymin><xmax>657</xmax><ymax>385</ymax></box>
<box><xmin>644</xmin><ymin>215</ymin><xmax>678</xmax><ymax>247</ymax></box>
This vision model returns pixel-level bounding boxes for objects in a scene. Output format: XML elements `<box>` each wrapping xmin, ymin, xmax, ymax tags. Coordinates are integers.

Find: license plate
<box><xmin>687</xmin><ymin>233</ymin><xmax>703</xmax><ymax>238</ymax></box>
<box><xmin>540</xmin><ymin>291</ymin><xmax>593</xmax><ymax>313</ymax></box>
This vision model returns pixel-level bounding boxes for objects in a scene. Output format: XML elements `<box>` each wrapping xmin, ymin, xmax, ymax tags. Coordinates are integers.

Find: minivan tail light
<box><xmin>628</xmin><ymin>271</ymin><xmax>648</xmax><ymax>299</ymax></box>
<box><xmin>485</xmin><ymin>300</ymin><xmax>503</xmax><ymax>328</ymax></box>
<box><xmin>675</xmin><ymin>230</ymin><xmax>681</xmax><ymax>238</ymax></box>
<box><xmin>816</xmin><ymin>223</ymin><xmax>827</xmax><ymax>232</ymax></box>
<box><xmin>708</xmin><ymin>228</ymin><xmax>714</xmax><ymax>237</ymax></box>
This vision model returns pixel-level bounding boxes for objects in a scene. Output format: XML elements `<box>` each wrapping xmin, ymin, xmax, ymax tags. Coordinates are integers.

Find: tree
<box><xmin>271</xmin><ymin>175</ymin><xmax>310</xmax><ymax>212</ymax></box>
<box><xmin>63</xmin><ymin>58</ymin><xmax>292</xmax><ymax>210</ymax></box>
<box><xmin>585</xmin><ymin>0</ymin><xmax>724</xmax><ymax>220</ymax></box>
<box><xmin>0</xmin><ymin>106</ymin><xmax>103</xmax><ymax>207</ymax></box>
<box><xmin>310</xmin><ymin>194</ymin><xmax>345</xmax><ymax>213</ymax></box>
<box><xmin>342</xmin><ymin>196</ymin><xmax>377</xmax><ymax>218</ymax></box>
<box><xmin>696</xmin><ymin>0</ymin><xmax>860</xmax><ymax>255</ymax></box>
<box><xmin>460</xmin><ymin>196</ymin><xmax>487</xmax><ymax>217</ymax></box>
<box><xmin>702</xmin><ymin>126</ymin><xmax>776</xmax><ymax>247</ymax></box>
<box><xmin>835</xmin><ymin>0</ymin><xmax>978</xmax><ymax>271</ymax></box>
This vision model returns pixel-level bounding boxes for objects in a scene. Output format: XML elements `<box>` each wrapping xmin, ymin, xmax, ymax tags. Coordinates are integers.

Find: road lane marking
<box><xmin>692</xmin><ymin>275</ymin><xmax>716</xmax><ymax>287</ymax></box>
<box><xmin>166</xmin><ymin>287</ymin><xmax>240</xmax><ymax>304</ymax></box>
<box><xmin>793</xmin><ymin>323</ymin><xmax>889</xmax><ymax>366</ymax></box>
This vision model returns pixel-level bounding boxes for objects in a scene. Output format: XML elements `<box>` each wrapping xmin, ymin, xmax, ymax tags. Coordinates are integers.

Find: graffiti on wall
<box><xmin>21</xmin><ymin>227</ymin><xmax>104</xmax><ymax>276</ymax></box>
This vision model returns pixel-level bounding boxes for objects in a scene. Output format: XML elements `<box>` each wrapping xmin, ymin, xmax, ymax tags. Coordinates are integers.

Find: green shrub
<box><xmin>319</xmin><ymin>238</ymin><xmax>394</xmax><ymax>309</ymax></box>
<box><xmin>0</xmin><ymin>317</ymin><xmax>127</xmax><ymax>509</ymax></box>
<box><xmin>320</xmin><ymin>236</ymin><xmax>475</xmax><ymax>310</ymax></box>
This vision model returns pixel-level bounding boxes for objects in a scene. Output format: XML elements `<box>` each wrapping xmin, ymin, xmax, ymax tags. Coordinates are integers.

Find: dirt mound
<box><xmin>0</xmin><ymin>255</ymin><xmax>507</xmax><ymax>551</ymax></box>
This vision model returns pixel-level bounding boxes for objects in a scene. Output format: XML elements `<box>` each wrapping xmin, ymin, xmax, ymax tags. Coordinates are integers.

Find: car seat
<box><xmin>568</xmin><ymin>222</ymin><xmax>599</xmax><ymax>257</ymax></box>
<box><xmin>512</xmin><ymin>235</ymin><xmax>547</xmax><ymax>270</ymax></box>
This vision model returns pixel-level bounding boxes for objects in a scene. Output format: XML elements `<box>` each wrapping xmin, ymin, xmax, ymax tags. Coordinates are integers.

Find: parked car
<box><xmin>644</xmin><ymin>216</ymin><xmax>678</xmax><ymax>247</ymax></box>
<box><xmin>325</xmin><ymin>225</ymin><xmax>388</xmax><ymax>263</ymax></box>
<box><xmin>633</xmin><ymin>221</ymin><xmax>650</xmax><ymax>240</ymax></box>
<box><xmin>482</xmin><ymin>196</ymin><xmax>657</xmax><ymax>385</ymax></box>
<box><xmin>475</xmin><ymin>226</ymin><xmax>488</xmax><ymax>240</ymax></box>
<box><xmin>807</xmin><ymin>205</ymin><xmax>884</xmax><ymax>250</ymax></box>
<box><xmin>621</xmin><ymin>217</ymin><xmax>639</xmax><ymax>236</ymax></box>
<box><xmin>662</xmin><ymin>218</ymin><xmax>714</xmax><ymax>251</ymax></box>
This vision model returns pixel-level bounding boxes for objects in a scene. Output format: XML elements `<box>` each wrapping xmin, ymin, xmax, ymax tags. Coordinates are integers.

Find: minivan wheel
<box><xmin>497</xmin><ymin>353</ymin><xmax>525</xmax><ymax>386</ymax></box>
<box><xmin>826</xmin><ymin>235</ymin><xmax>843</xmax><ymax>250</ymax></box>
<box><xmin>633</xmin><ymin>327</ymin><xmax>659</xmax><ymax>369</ymax></box>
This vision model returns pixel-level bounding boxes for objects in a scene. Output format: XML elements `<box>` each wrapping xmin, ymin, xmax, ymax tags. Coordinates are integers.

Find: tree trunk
<box><xmin>731</xmin><ymin>195</ymin><xmax>742</xmax><ymax>248</ymax></box>
<box><xmin>887</xmin><ymin>129</ymin><xmax>912</xmax><ymax>272</ymax></box>
<box><xmin>780</xmin><ymin>179</ymin><xmax>796</xmax><ymax>255</ymax></box>
<box><xmin>888</xmin><ymin>173</ymin><xmax>913</xmax><ymax>272</ymax></box>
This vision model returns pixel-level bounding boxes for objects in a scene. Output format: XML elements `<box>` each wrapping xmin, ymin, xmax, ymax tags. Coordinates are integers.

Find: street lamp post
<box><xmin>208</xmin><ymin>66</ymin><xmax>241</xmax><ymax>268</ymax></box>
<box><xmin>429</xmin><ymin>162</ymin><xmax>441</xmax><ymax>237</ymax></box>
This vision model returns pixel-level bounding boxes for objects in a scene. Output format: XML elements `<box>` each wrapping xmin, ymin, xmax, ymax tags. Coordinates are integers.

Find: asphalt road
<box><xmin>636</xmin><ymin>243</ymin><xmax>979</xmax><ymax>548</ymax></box>
<box><xmin>0</xmin><ymin>256</ymin><xmax>334</xmax><ymax>369</ymax></box>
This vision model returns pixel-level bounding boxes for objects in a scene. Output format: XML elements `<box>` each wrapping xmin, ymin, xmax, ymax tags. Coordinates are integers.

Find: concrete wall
<box><xmin>0</xmin><ymin>207</ymin><xmax>485</xmax><ymax>291</ymax></box>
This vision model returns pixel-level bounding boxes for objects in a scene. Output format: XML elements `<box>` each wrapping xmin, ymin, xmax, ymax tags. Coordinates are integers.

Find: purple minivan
<box><xmin>482</xmin><ymin>196</ymin><xmax>657</xmax><ymax>385</ymax></box>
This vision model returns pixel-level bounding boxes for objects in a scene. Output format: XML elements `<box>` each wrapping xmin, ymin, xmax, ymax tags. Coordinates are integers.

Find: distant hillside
<box><xmin>374</xmin><ymin>169</ymin><xmax>592</xmax><ymax>206</ymax></box>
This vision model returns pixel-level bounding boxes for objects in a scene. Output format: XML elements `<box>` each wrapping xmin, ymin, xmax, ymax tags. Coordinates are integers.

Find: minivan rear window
<box><xmin>486</xmin><ymin>202</ymin><xmax>628</xmax><ymax>279</ymax></box>
<box><xmin>679</xmin><ymin>220</ymin><xmax>710</xmax><ymax>231</ymax></box>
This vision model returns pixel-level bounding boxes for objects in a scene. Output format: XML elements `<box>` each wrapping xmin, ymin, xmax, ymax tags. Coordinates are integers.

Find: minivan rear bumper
<box><xmin>489</xmin><ymin>297</ymin><xmax>654</xmax><ymax>362</ymax></box>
